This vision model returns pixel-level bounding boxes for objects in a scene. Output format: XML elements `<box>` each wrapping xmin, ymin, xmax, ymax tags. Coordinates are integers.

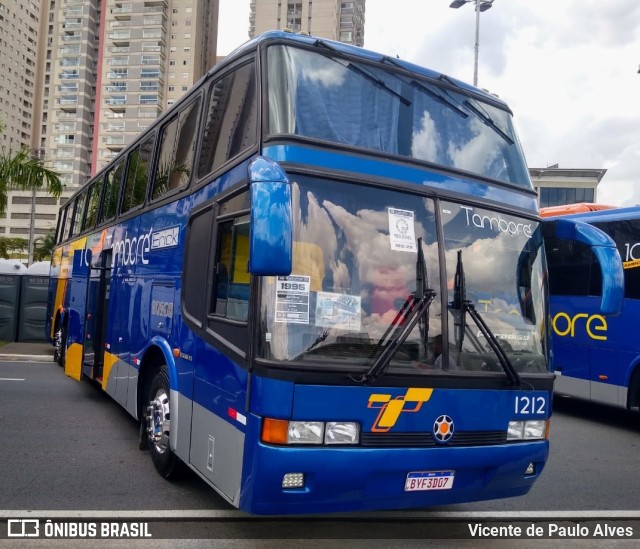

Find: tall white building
<box><xmin>249</xmin><ymin>0</ymin><xmax>365</xmax><ymax>46</ymax></box>
<box><xmin>1</xmin><ymin>0</ymin><xmax>220</xmax><ymax>257</ymax></box>
<box><xmin>0</xmin><ymin>1</ymin><xmax>56</xmax><ymax>244</ymax></box>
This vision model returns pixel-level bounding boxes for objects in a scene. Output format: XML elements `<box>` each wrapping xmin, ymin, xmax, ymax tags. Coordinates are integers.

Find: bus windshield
<box><xmin>258</xmin><ymin>175</ymin><xmax>548</xmax><ymax>376</ymax></box>
<box><xmin>441</xmin><ymin>202</ymin><xmax>548</xmax><ymax>375</ymax></box>
<box><xmin>267</xmin><ymin>44</ymin><xmax>531</xmax><ymax>189</ymax></box>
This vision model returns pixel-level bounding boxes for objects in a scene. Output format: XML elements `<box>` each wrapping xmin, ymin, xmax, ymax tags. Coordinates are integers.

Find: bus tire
<box><xmin>146</xmin><ymin>365</ymin><xmax>183</xmax><ymax>479</ymax></box>
<box><xmin>53</xmin><ymin>324</ymin><xmax>67</xmax><ymax>367</ymax></box>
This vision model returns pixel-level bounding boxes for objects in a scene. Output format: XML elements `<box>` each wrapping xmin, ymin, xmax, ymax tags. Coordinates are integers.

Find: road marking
<box><xmin>1</xmin><ymin>510</ymin><xmax>640</xmax><ymax>519</ymax></box>
<box><xmin>0</xmin><ymin>378</ymin><xmax>25</xmax><ymax>381</ymax></box>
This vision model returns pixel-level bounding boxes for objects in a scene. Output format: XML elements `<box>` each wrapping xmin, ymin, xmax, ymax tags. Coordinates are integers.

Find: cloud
<box><xmin>220</xmin><ymin>0</ymin><xmax>640</xmax><ymax>207</ymax></box>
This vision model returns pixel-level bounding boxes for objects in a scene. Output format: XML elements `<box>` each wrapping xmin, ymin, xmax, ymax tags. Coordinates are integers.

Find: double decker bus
<box><xmin>46</xmin><ymin>32</ymin><xmax>622</xmax><ymax>515</ymax></box>
<box><xmin>542</xmin><ymin>204</ymin><xmax>639</xmax><ymax>410</ymax></box>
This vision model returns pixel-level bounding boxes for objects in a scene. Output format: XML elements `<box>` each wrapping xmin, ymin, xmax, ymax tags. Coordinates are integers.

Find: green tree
<box><xmin>0</xmin><ymin>236</ymin><xmax>28</xmax><ymax>259</ymax></box>
<box><xmin>0</xmin><ymin>147</ymin><xmax>63</xmax><ymax>215</ymax></box>
<box><xmin>33</xmin><ymin>227</ymin><xmax>57</xmax><ymax>262</ymax></box>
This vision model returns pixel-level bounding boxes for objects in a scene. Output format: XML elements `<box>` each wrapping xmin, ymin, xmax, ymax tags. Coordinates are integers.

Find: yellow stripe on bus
<box><xmin>65</xmin><ymin>343</ymin><xmax>84</xmax><ymax>381</ymax></box>
<box><xmin>102</xmin><ymin>351</ymin><xmax>120</xmax><ymax>391</ymax></box>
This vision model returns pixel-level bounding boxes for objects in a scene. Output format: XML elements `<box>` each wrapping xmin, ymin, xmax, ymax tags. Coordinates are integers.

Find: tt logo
<box><xmin>368</xmin><ymin>388</ymin><xmax>434</xmax><ymax>432</ymax></box>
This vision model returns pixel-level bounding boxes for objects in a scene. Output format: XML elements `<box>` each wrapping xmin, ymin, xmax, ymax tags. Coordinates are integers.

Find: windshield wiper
<box><xmin>436</xmin><ymin>74</ymin><xmax>515</xmax><ymax>145</ymax></box>
<box><xmin>379</xmin><ymin>56</ymin><xmax>468</xmax><ymax>119</ymax></box>
<box><xmin>461</xmin><ymin>100</ymin><xmax>514</xmax><ymax>145</ymax></box>
<box><xmin>351</xmin><ymin>290</ymin><xmax>436</xmax><ymax>385</ymax></box>
<box><xmin>410</xmin><ymin>79</ymin><xmax>469</xmax><ymax>119</ymax></box>
<box><xmin>451</xmin><ymin>250</ymin><xmax>521</xmax><ymax>386</ymax></box>
<box><xmin>416</xmin><ymin>237</ymin><xmax>430</xmax><ymax>356</ymax></box>
<box><xmin>314</xmin><ymin>40</ymin><xmax>412</xmax><ymax>106</ymax></box>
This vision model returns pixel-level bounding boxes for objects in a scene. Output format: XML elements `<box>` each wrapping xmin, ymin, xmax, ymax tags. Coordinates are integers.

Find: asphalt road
<box><xmin>1</xmin><ymin>359</ymin><xmax>640</xmax><ymax>545</ymax></box>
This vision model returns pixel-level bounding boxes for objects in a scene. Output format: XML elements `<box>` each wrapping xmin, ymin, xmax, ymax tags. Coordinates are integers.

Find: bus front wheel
<box><xmin>146</xmin><ymin>366</ymin><xmax>182</xmax><ymax>479</ymax></box>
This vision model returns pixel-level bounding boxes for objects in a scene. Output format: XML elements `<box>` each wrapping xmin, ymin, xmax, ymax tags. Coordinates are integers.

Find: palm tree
<box><xmin>0</xmin><ymin>146</ymin><xmax>63</xmax><ymax>214</ymax></box>
<box><xmin>33</xmin><ymin>228</ymin><xmax>57</xmax><ymax>262</ymax></box>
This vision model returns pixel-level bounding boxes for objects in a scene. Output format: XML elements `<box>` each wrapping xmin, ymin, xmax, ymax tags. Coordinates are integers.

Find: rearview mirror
<box><xmin>248</xmin><ymin>157</ymin><xmax>293</xmax><ymax>276</ymax></box>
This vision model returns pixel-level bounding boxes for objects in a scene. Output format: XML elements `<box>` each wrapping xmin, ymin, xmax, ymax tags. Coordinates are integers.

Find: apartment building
<box><xmin>0</xmin><ymin>1</ymin><xmax>52</xmax><ymax>242</ymax></box>
<box><xmin>249</xmin><ymin>0</ymin><xmax>365</xmax><ymax>46</ymax></box>
<box><xmin>1</xmin><ymin>0</ymin><xmax>219</xmax><ymax>252</ymax></box>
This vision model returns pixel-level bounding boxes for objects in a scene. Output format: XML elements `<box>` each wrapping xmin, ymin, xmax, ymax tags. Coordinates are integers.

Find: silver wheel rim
<box><xmin>54</xmin><ymin>329</ymin><xmax>63</xmax><ymax>359</ymax></box>
<box><xmin>149</xmin><ymin>388</ymin><xmax>171</xmax><ymax>454</ymax></box>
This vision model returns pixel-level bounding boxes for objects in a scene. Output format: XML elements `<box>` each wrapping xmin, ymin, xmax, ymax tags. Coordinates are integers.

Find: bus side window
<box><xmin>99</xmin><ymin>159</ymin><xmax>126</xmax><ymax>224</ymax></box>
<box><xmin>152</xmin><ymin>114</ymin><xmax>179</xmax><ymax>200</ymax></box>
<box><xmin>211</xmin><ymin>216</ymin><xmax>250</xmax><ymax>322</ymax></box>
<box><xmin>83</xmin><ymin>176</ymin><xmax>103</xmax><ymax>231</ymax></box>
<box><xmin>121</xmin><ymin>133</ymin><xmax>155</xmax><ymax>214</ymax></box>
<box><xmin>60</xmin><ymin>203</ymin><xmax>72</xmax><ymax>243</ymax></box>
<box><xmin>171</xmin><ymin>97</ymin><xmax>200</xmax><ymax>188</ymax></box>
<box><xmin>151</xmin><ymin>96</ymin><xmax>201</xmax><ymax>201</ymax></box>
<box><xmin>70</xmin><ymin>191</ymin><xmax>87</xmax><ymax>238</ymax></box>
<box><xmin>197</xmin><ymin>60</ymin><xmax>257</xmax><ymax>179</ymax></box>
<box><xmin>595</xmin><ymin>220</ymin><xmax>640</xmax><ymax>300</ymax></box>
<box><xmin>546</xmin><ymin>237</ymin><xmax>601</xmax><ymax>297</ymax></box>
<box><xmin>183</xmin><ymin>204</ymin><xmax>214</xmax><ymax>329</ymax></box>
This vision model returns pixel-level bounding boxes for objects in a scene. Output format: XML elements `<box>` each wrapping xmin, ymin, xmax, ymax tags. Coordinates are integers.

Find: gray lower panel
<box><xmin>554</xmin><ymin>373</ymin><xmax>590</xmax><ymax>400</ymax></box>
<box><xmin>174</xmin><ymin>392</ymin><xmax>192</xmax><ymax>459</ymax></box>
<box><xmin>190</xmin><ymin>402</ymin><xmax>244</xmax><ymax>506</ymax></box>
<box><xmin>555</xmin><ymin>373</ymin><xmax>627</xmax><ymax>409</ymax></box>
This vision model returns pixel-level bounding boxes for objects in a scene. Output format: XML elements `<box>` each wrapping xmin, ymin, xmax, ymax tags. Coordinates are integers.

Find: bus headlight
<box><xmin>507</xmin><ymin>420</ymin><xmax>548</xmax><ymax>441</ymax></box>
<box><xmin>524</xmin><ymin>420</ymin><xmax>547</xmax><ymax>440</ymax></box>
<box><xmin>261</xmin><ymin>418</ymin><xmax>360</xmax><ymax>445</ymax></box>
<box><xmin>288</xmin><ymin>421</ymin><xmax>324</xmax><ymax>444</ymax></box>
<box><xmin>324</xmin><ymin>422</ymin><xmax>359</xmax><ymax>445</ymax></box>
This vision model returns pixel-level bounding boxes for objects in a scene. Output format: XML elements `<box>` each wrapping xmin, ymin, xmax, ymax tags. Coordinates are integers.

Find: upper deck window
<box><xmin>267</xmin><ymin>45</ymin><xmax>532</xmax><ymax>190</ymax></box>
<box><xmin>197</xmin><ymin>61</ymin><xmax>257</xmax><ymax>179</ymax></box>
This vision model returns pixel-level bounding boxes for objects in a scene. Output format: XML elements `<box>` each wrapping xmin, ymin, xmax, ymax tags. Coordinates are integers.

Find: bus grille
<box><xmin>359</xmin><ymin>431</ymin><xmax>507</xmax><ymax>447</ymax></box>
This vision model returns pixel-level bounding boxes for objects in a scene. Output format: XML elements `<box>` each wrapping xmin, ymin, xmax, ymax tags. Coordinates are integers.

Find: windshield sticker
<box><xmin>315</xmin><ymin>292</ymin><xmax>362</xmax><ymax>330</ymax></box>
<box><xmin>388</xmin><ymin>208</ymin><xmax>417</xmax><ymax>253</ymax></box>
<box><xmin>275</xmin><ymin>275</ymin><xmax>310</xmax><ymax>324</ymax></box>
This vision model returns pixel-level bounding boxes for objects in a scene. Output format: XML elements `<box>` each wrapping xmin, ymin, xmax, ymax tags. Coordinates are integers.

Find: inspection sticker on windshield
<box><xmin>405</xmin><ymin>470</ymin><xmax>455</xmax><ymax>491</ymax></box>
<box><xmin>316</xmin><ymin>292</ymin><xmax>362</xmax><ymax>330</ymax></box>
<box><xmin>275</xmin><ymin>275</ymin><xmax>310</xmax><ymax>324</ymax></box>
<box><xmin>388</xmin><ymin>208</ymin><xmax>417</xmax><ymax>253</ymax></box>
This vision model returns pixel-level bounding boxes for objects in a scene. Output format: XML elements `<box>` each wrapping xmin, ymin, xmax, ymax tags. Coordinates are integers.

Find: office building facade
<box><xmin>529</xmin><ymin>166</ymin><xmax>606</xmax><ymax>208</ymax></box>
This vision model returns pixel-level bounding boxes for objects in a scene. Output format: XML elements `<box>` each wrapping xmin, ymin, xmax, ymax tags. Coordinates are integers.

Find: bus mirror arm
<box><xmin>553</xmin><ymin>219</ymin><xmax>624</xmax><ymax>316</ymax></box>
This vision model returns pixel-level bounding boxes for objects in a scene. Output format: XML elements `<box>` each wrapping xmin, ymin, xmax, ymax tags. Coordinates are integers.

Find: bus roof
<box><xmin>539</xmin><ymin>203</ymin><xmax>615</xmax><ymax>218</ymax></box>
<box><xmin>220</xmin><ymin>31</ymin><xmax>510</xmax><ymax>110</ymax></box>
<box><xmin>541</xmin><ymin>203</ymin><xmax>640</xmax><ymax>223</ymax></box>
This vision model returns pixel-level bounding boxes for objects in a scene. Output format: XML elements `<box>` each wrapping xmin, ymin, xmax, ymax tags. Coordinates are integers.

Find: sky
<box><xmin>217</xmin><ymin>0</ymin><xmax>640</xmax><ymax>207</ymax></box>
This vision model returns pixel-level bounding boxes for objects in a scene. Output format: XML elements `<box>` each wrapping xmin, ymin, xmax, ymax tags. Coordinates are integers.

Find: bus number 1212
<box><xmin>514</xmin><ymin>395</ymin><xmax>546</xmax><ymax>415</ymax></box>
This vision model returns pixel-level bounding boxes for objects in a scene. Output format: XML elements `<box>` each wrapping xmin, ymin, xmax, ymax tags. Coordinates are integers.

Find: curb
<box><xmin>0</xmin><ymin>354</ymin><xmax>54</xmax><ymax>362</ymax></box>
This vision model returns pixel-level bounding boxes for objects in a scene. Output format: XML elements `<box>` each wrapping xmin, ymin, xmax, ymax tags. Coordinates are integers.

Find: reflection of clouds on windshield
<box><xmin>445</xmin><ymin>235</ymin><xmax>516</xmax><ymax>293</ymax></box>
<box><xmin>298</xmin><ymin>60</ymin><xmax>347</xmax><ymax>88</ymax></box>
<box><xmin>448</xmin><ymin>118</ymin><xmax>500</xmax><ymax>175</ymax></box>
<box><xmin>411</xmin><ymin>111</ymin><xmax>439</xmax><ymax>163</ymax></box>
<box><xmin>444</xmin><ymin>235</ymin><xmax>542</xmax><ymax>351</ymax></box>
<box><xmin>294</xmin><ymin>190</ymin><xmax>342</xmax><ymax>286</ymax></box>
<box><xmin>322</xmin><ymin>201</ymin><xmax>413</xmax><ymax>284</ymax></box>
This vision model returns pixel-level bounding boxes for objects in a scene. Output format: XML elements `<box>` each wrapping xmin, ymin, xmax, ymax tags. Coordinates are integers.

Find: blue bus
<box><xmin>543</xmin><ymin>205</ymin><xmax>638</xmax><ymax>410</ymax></box>
<box><xmin>46</xmin><ymin>31</ymin><xmax>621</xmax><ymax>515</ymax></box>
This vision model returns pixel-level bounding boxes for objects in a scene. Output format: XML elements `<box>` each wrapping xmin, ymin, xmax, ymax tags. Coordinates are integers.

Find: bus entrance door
<box><xmin>83</xmin><ymin>250</ymin><xmax>112</xmax><ymax>383</ymax></box>
<box><xmin>65</xmin><ymin>249</ymin><xmax>92</xmax><ymax>381</ymax></box>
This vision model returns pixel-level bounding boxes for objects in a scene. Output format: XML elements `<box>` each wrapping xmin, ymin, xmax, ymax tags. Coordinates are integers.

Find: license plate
<box><xmin>404</xmin><ymin>470</ymin><xmax>455</xmax><ymax>491</ymax></box>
